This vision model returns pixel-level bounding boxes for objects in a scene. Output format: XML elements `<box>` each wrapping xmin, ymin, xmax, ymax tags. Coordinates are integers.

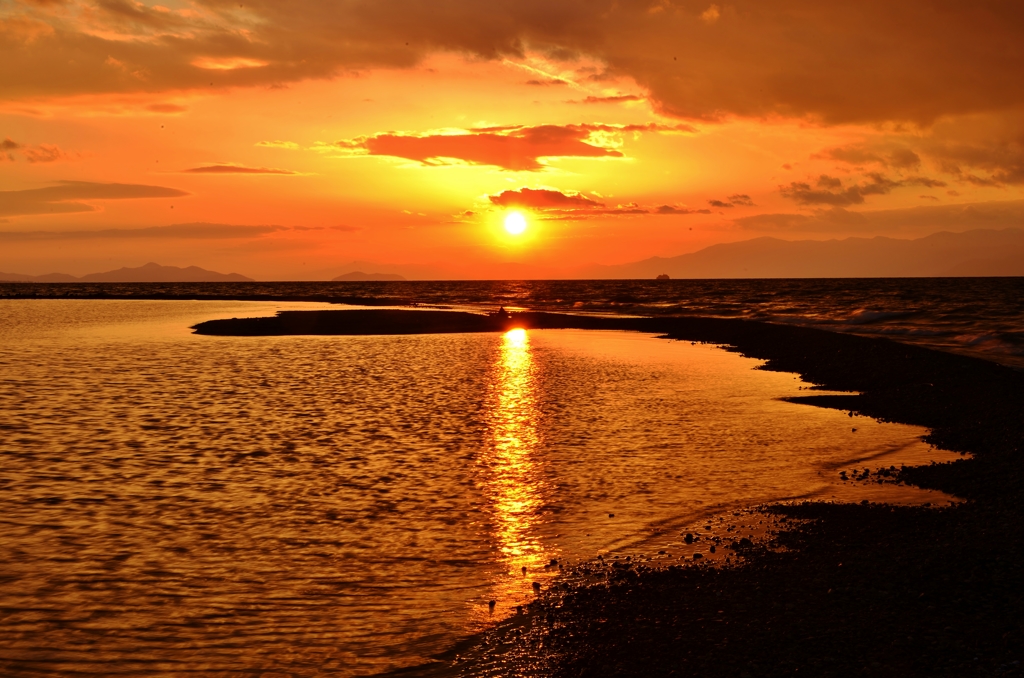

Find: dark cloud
<box><xmin>4</xmin><ymin>2</ymin><xmax>1024</xmax><ymax>125</ymax></box>
<box><xmin>0</xmin><ymin>137</ymin><xmax>18</xmax><ymax>162</ymax></box>
<box><xmin>490</xmin><ymin>187</ymin><xmax>603</xmax><ymax>209</ymax></box>
<box><xmin>334</xmin><ymin>123</ymin><xmax>688</xmax><ymax>171</ymax></box>
<box><xmin>735</xmin><ymin>200</ymin><xmax>1024</xmax><ymax>234</ymax></box>
<box><xmin>0</xmin><ymin>138</ymin><xmax>75</xmax><ymax>162</ymax></box>
<box><xmin>0</xmin><ymin>181</ymin><xmax>187</xmax><ymax>217</ymax></box>
<box><xmin>708</xmin><ymin>194</ymin><xmax>754</xmax><ymax>208</ymax></box>
<box><xmin>146</xmin><ymin>103</ymin><xmax>188</xmax><ymax>113</ymax></box>
<box><xmin>926</xmin><ymin>139</ymin><xmax>1024</xmax><ymax>186</ymax></box>
<box><xmin>780</xmin><ymin>173</ymin><xmax>945</xmax><ymax>206</ymax></box>
<box><xmin>183</xmin><ymin>164</ymin><xmax>298</xmax><ymax>174</ymax></box>
<box><xmin>525</xmin><ymin>78</ymin><xmax>568</xmax><ymax>86</ymax></box>
<box><xmin>0</xmin><ymin>222</ymin><xmax>283</xmax><ymax>240</ymax></box>
<box><xmin>486</xmin><ymin>189</ymin><xmax>711</xmax><ymax>219</ymax></box>
<box><xmin>816</xmin><ymin>144</ymin><xmax>921</xmax><ymax>169</ymax></box>
<box><xmin>655</xmin><ymin>205</ymin><xmax>713</xmax><ymax>215</ymax></box>
<box><xmin>22</xmin><ymin>143</ymin><xmax>72</xmax><ymax>163</ymax></box>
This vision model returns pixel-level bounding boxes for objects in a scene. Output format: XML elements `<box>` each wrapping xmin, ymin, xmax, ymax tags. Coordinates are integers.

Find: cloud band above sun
<box><xmin>325</xmin><ymin>123</ymin><xmax>693</xmax><ymax>171</ymax></box>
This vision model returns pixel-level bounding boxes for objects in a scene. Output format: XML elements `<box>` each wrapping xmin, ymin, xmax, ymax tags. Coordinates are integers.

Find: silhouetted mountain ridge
<box><xmin>0</xmin><ymin>262</ymin><xmax>253</xmax><ymax>282</ymax></box>
<box><xmin>580</xmin><ymin>228</ymin><xmax>1024</xmax><ymax>279</ymax></box>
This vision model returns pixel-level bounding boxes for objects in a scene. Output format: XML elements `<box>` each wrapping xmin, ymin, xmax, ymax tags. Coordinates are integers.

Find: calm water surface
<box><xmin>0</xmin><ymin>300</ymin><xmax>958</xmax><ymax>676</ymax></box>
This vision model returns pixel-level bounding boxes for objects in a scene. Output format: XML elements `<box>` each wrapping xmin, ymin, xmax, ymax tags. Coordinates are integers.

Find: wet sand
<box><xmin>197</xmin><ymin>309</ymin><xmax>1024</xmax><ymax>677</ymax></box>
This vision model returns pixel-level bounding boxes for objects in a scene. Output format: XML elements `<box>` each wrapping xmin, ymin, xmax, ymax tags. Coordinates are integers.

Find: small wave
<box><xmin>845</xmin><ymin>309</ymin><xmax>919</xmax><ymax>325</ymax></box>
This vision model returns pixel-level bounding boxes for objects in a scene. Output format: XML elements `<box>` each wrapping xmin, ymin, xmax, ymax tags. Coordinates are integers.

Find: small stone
<box><xmin>693</xmin><ymin>553</ymin><xmax>703</xmax><ymax>560</ymax></box>
<box><xmin>684</xmin><ymin>533</ymin><xmax>694</xmax><ymax>544</ymax></box>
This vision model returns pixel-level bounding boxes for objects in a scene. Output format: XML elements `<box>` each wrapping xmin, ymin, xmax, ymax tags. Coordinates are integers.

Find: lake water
<box><xmin>5</xmin><ymin>277</ymin><xmax>1021</xmax><ymax>368</ymax></box>
<box><xmin>0</xmin><ymin>300</ymin><xmax>959</xmax><ymax>676</ymax></box>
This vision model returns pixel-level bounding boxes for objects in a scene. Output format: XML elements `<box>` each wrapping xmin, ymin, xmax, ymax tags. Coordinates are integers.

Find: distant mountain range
<box><xmin>579</xmin><ymin>228</ymin><xmax>1024</xmax><ymax>279</ymax></box>
<box><xmin>0</xmin><ymin>262</ymin><xmax>253</xmax><ymax>283</ymax></box>
<box><xmin>2</xmin><ymin>229</ymin><xmax>1021</xmax><ymax>282</ymax></box>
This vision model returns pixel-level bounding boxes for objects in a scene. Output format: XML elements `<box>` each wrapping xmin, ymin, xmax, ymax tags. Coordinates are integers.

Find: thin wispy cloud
<box><xmin>0</xmin><ymin>181</ymin><xmax>187</xmax><ymax>217</ymax></box>
<box><xmin>183</xmin><ymin>164</ymin><xmax>299</xmax><ymax>175</ymax></box>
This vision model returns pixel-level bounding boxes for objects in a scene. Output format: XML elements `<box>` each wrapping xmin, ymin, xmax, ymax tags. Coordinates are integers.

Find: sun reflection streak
<box><xmin>478</xmin><ymin>328</ymin><xmax>552</xmax><ymax>616</ymax></box>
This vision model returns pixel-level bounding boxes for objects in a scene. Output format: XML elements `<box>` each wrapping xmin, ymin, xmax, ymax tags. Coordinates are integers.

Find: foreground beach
<box><xmin>199</xmin><ymin>309</ymin><xmax>1024</xmax><ymax>677</ymax></box>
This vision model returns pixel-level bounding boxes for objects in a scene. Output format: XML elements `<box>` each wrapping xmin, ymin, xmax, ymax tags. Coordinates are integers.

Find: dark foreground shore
<box><xmin>198</xmin><ymin>310</ymin><xmax>1024</xmax><ymax>677</ymax></box>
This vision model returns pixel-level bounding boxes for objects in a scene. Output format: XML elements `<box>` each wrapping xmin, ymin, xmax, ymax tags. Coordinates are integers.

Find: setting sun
<box><xmin>504</xmin><ymin>212</ymin><xmax>528</xmax><ymax>236</ymax></box>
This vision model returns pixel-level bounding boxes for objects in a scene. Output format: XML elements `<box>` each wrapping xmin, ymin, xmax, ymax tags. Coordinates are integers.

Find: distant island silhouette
<box><xmin>0</xmin><ymin>262</ymin><xmax>253</xmax><ymax>283</ymax></box>
<box><xmin>332</xmin><ymin>271</ymin><xmax>407</xmax><ymax>281</ymax></box>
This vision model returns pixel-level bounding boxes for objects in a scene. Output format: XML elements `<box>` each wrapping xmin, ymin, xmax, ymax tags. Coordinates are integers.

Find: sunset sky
<box><xmin>2</xmin><ymin>0</ymin><xmax>1023</xmax><ymax>279</ymax></box>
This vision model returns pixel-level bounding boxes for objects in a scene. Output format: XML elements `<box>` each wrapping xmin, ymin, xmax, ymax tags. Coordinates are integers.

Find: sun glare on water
<box><xmin>504</xmin><ymin>212</ymin><xmax>527</xmax><ymax>236</ymax></box>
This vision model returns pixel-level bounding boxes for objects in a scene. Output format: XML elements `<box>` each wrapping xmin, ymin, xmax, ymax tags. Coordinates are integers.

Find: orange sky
<box><xmin>2</xmin><ymin>0</ymin><xmax>1023</xmax><ymax>279</ymax></box>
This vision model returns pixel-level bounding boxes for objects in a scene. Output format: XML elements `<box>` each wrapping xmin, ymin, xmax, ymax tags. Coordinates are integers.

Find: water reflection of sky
<box><xmin>0</xmin><ymin>303</ymin><xmax>963</xmax><ymax>677</ymax></box>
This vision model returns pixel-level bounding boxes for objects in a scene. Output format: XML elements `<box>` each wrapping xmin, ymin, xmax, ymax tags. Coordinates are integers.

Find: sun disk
<box><xmin>504</xmin><ymin>212</ymin><xmax>527</xmax><ymax>235</ymax></box>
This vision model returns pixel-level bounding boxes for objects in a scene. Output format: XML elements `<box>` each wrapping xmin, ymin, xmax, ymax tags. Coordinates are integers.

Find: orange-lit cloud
<box><xmin>332</xmin><ymin>123</ymin><xmax>692</xmax><ymax>171</ymax></box>
<box><xmin>355</xmin><ymin>125</ymin><xmax>619</xmax><ymax>171</ymax></box>
<box><xmin>0</xmin><ymin>181</ymin><xmax>187</xmax><ymax>217</ymax></box>
<box><xmin>5</xmin><ymin>1</ymin><xmax>1023</xmax><ymax>127</ymax></box>
<box><xmin>3</xmin><ymin>1</ymin><xmax>1024</xmax><ymax>278</ymax></box>
<box><xmin>573</xmin><ymin>94</ymin><xmax>644</xmax><ymax>105</ymax></box>
<box><xmin>490</xmin><ymin>188</ymin><xmax>603</xmax><ymax>209</ymax></box>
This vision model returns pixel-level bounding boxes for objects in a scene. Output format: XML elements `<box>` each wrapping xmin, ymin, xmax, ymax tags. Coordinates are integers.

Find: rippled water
<box><xmin>0</xmin><ymin>300</ymin><xmax>958</xmax><ymax>676</ymax></box>
<box><xmin>3</xmin><ymin>278</ymin><xmax>1022</xmax><ymax>368</ymax></box>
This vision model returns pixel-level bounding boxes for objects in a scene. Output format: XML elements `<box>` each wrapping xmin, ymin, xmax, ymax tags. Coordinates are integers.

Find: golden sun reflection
<box><xmin>477</xmin><ymin>328</ymin><xmax>552</xmax><ymax>617</ymax></box>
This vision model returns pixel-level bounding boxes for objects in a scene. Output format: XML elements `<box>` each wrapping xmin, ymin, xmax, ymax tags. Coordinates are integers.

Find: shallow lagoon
<box><xmin>0</xmin><ymin>301</ymin><xmax>957</xmax><ymax>676</ymax></box>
